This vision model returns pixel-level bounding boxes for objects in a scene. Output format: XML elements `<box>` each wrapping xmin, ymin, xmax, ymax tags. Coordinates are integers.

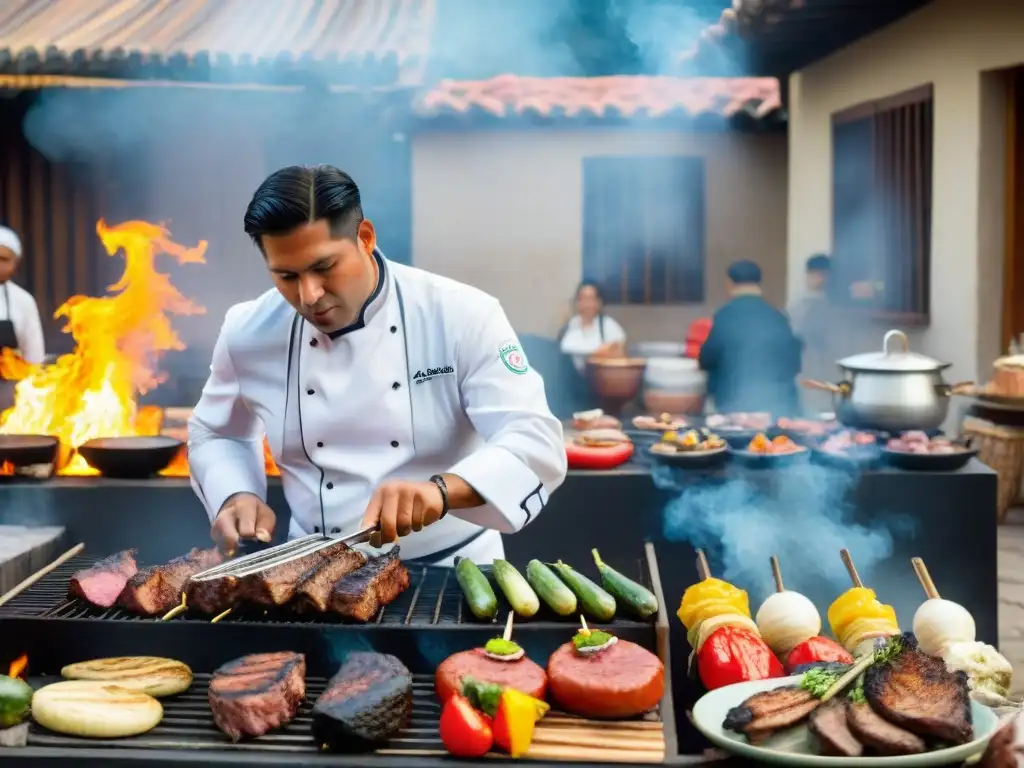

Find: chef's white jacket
<box><xmin>187</xmin><ymin>251</ymin><xmax>567</xmax><ymax>565</ymax></box>
<box><xmin>0</xmin><ymin>281</ymin><xmax>45</xmax><ymax>364</ymax></box>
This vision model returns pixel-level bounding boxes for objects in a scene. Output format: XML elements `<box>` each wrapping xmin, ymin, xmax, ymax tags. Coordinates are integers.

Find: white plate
<box><xmin>691</xmin><ymin>676</ymin><xmax>1000</xmax><ymax>766</ymax></box>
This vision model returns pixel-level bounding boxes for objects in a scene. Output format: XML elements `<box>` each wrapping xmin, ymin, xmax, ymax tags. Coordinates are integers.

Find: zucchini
<box><xmin>550</xmin><ymin>560</ymin><xmax>616</xmax><ymax>621</ymax></box>
<box><xmin>0</xmin><ymin>675</ymin><xmax>33</xmax><ymax>728</ymax></box>
<box><xmin>526</xmin><ymin>560</ymin><xmax>577</xmax><ymax>616</ymax></box>
<box><xmin>491</xmin><ymin>560</ymin><xmax>540</xmax><ymax>618</ymax></box>
<box><xmin>455</xmin><ymin>557</ymin><xmax>498</xmax><ymax>620</ymax></box>
<box><xmin>592</xmin><ymin>549</ymin><xmax>659</xmax><ymax>618</ymax></box>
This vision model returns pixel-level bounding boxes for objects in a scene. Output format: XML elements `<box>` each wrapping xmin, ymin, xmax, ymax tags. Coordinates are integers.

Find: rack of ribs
<box><xmin>117</xmin><ymin>548</ymin><xmax>223</xmax><ymax>616</ymax></box>
<box><xmin>327</xmin><ymin>548</ymin><xmax>410</xmax><ymax>622</ymax></box>
<box><xmin>234</xmin><ymin>539</ymin><xmax>354</xmax><ymax>607</ymax></box>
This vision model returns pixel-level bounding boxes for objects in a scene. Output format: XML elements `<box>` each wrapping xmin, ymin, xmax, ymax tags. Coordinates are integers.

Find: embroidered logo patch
<box><xmin>499</xmin><ymin>342</ymin><xmax>529</xmax><ymax>375</ymax></box>
<box><xmin>412</xmin><ymin>365</ymin><xmax>455</xmax><ymax>384</ymax></box>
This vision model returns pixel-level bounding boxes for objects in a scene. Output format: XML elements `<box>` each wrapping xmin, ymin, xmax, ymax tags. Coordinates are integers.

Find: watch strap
<box><xmin>429</xmin><ymin>474</ymin><xmax>450</xmax><ymax>519</ymax></box>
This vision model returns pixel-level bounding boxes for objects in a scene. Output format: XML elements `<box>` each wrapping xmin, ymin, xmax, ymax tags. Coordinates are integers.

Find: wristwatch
<box><xmin>428</xmin><ymin>474</ymin><xmax>450</xmax><ymax>519</ymax></box>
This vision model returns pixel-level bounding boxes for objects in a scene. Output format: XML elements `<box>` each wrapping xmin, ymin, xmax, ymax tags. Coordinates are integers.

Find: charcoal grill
<box><xmin>0</xmin><ymin>544</ymin><xmax>691</xmax><ymax>766</ymax></box>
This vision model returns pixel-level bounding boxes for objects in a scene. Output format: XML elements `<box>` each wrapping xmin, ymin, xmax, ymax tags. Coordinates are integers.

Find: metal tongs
<box><xmin>190</xmin><ymin>525</ymin><xmax>378</xmax><ymax>583</ymax></box>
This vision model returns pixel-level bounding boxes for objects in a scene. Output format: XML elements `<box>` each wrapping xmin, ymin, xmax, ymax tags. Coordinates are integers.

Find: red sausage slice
<box><xmin>435</xmin><ymin>649</ymin><xmax>548</xmax><ymax>702</ymax></box>
<box><xmin>547</xmin><ymin>640</ymin><xmax>664</xmax><ymax>719</ymax></box>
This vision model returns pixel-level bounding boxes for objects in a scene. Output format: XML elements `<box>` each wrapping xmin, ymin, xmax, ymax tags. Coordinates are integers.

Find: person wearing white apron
<box><xmin>188</xmin><ymin>165</ymin><xmax>567</xmax><ymax>566</ymax></box>
<box><xmin>0</xmin><ymin>227</ymin><xmax>45</xmax><ymax>410</ymax></box>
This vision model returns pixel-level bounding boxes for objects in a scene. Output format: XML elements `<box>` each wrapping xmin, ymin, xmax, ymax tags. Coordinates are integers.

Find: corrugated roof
<box><xmin>417</xmin><ymin>74</ymin><xmax>783</xmax><ymax>122</ymax></box>
<box><xmin>0</xmin><ymin>0</ymin><xmax>436</xmax><ymax>83</ymax></box>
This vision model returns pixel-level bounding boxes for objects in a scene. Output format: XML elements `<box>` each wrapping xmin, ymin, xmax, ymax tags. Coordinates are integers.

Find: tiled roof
<box><xmin>416</xmin><ymin>75</ymin><xmax>784</xmax><ymax>123</ymax></box>
<box><xmin>0</xmin><ymin>0</ymin><xmax>436</xmax><ymax>85</ymax></box>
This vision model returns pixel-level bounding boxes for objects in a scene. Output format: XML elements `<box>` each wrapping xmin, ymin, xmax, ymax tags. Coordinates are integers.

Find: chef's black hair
<box><xmin>244</xmin><ymin>165</ymin><xmax>363</xmax><ymax>249</ymax></box>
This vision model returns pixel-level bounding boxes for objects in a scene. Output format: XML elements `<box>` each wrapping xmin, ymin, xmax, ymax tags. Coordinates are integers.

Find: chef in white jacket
<box><xmin>188</xmin><ymin>165</ymin><xmax>567</xmax><ymax>565</ymax></box>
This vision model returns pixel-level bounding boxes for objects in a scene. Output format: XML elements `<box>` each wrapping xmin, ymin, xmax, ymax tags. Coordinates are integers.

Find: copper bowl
<box><xmin>643</xmin><ymin>389</ymin><xmax>706</xmax><ymax>416</ymax></box>
<box><xmin>586</xmin><ymin>358</ymin><xmax>646</xmax><ymax>415</ymax></box>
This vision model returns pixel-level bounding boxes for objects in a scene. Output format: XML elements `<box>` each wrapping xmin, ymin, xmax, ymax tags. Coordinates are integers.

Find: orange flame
<box><xmin>0</xmin><ymin>219</ymin><xmax>280</xmax><ymax>479</ymax></box>
<box><xmin>0</xmin><ymin>220</ymin><xmax>206</xmax><ymax>474</ymax></box>
<box><xmin>8</xmin><ymin>655</ymin><xmax>27</xmax><ymax>679</ymax></box>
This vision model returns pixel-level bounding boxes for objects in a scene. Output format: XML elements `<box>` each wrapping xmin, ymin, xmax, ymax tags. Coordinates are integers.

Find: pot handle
<box><xmin>883</xmin><ymin>329</ymin><xmax>910</xmax><ymax>355</ymax></box>
<box><xmin>801</xmin><ymin>379</ymin><xmax>845</xmax><ymax>394</ymax></box>
<box><xmin>936</xmin><ymin>381</ymin><xmax>976</xmax><ymax>396</ymax></box>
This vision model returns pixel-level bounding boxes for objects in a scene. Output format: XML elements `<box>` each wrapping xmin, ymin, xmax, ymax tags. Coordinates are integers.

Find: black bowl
<box><xmin>0</xmin><ymin>434</ymin><xmax>60</xmax><ymax>467</ymax></box>
<box><xmin>77</xmin><ymin>436</ymin><xmax>184</xmax><ymax>478</ymax></box>
<box><xmin>730</xmin><ymin>447</ymin><xmax>811</xmax><ymax>470</ymax></box>
<box><xmin>647</xmin><ymin>445</ymin><xmax>729</xmax><ymax>470</ymax></box>
<box><xmin>811</xmin><ymin>446</ymin><xmax>881</xmax><ymax>470</ymax></box>
<box><xmin>881</xmin><ymin>447</ymin><xmax>978</xmax><ymax>472</ymax></box>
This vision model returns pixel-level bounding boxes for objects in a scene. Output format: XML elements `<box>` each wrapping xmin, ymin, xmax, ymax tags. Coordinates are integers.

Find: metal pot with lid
<box><xmin>802</xmin><ymin>330</ymin><xmax>973</xmax><ymax>432</ymax></box>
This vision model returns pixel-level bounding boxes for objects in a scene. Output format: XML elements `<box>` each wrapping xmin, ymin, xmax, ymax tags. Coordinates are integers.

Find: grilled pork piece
<box><xmin>209</xmin><ymin>652</ymin><xmax>306</xmax><ymax>742</ymax></box>
<box><xmin>808</xmin><ymin>700</ymin><xmax>863</xmax><ymax>757</ymax></box>
<box><xmin>723</xmin><ymin>686</ymin><xmax>821</xmax><ymax>742</ymax></box>
<box><xmin>235</xmin><ymin>540</ymin><xmax>351</xmax><ymax>607</ymax></box>
<box><xmin>328</xmin><ymin>548</ymin><xmax>410</xmax><ymax>622</ymax></box>
<box><xmin>186</xmin><ymin>575</ymin><xmax>238</xmax><ymax>615</ymax></box>
<box><xmin>69</xmin><ymin>550</ymin><xmax>138</xmax><ymax>608</ymax></box>
<box><xmin>294</xmin><ymin>548</ymin><xmax>367</xmax><ymax>612</ymax></box>
<box><xmin>846</xmin><ymin>700</ymin><xmax>925</xmax><ymax>755</ymax></box>
<box><xmin>863</xmin><ymin>633</ymin><xmax>973</xmax><ymax>745</ymax></box>
<box><xmin>312</xmin><ymin>652</ymin><xmax>412</xmax><ymax>751</ymax></box>
<box><xmin>118</xmin><ymin>548</ymin><xmax>222</xmax><ymax>616</ymax></box>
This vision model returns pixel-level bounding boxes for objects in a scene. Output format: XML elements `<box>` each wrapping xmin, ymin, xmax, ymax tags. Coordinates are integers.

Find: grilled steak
<box><xmin>118</xmin><ymin>548</ymin><xmax>222</xmax><ymax>616</ymax></box>
<box><xmin>294</xmin><ymin>548</ymin><xmax>367</xmax><ymax>612</ymax></box>
<box><xmin>328</xmin><ymin>547</ymin><xmax>410</xmax><ymax>622</ymax></box>
<box><xmin>69</xmin><ymin>550</ymin><xmax>138</xmax><ymax>608</ymax></box>
<box><xmin>209</xmin><ymin>652</ymin><xmax>306</xmax><ymax>742</ymax></box>
<box><xmin>808</xmin><ymin>700</ymin><xmax>863</xmax><ymax>757</ymax></box>
<box><xmin>311</xmin><ymin>652</ymin><xmax>412</xmax><ymax>751</ymax></box>
<box><xmin>723</xmin><ymin>686</ymin><xmax>821</xmax><ymax>742</ymax></box>
<box><xmin>186</xmin><ymin>575</ymin><xmax>238</xmax><ymax>615</ymax></box>
<box><xmin>236</xmin><ymin>540</ymin><xmax>351</xmax><ymax>607</ymax></box>
<box><xmin>863</xmin><ymin>633</ymin><xmax>972</xmax><ymax>744</ymax></box>
<box><xmin>846</xmin><ymin>699</ymin><xmax>925</xmax><ymax>755</ymax></box>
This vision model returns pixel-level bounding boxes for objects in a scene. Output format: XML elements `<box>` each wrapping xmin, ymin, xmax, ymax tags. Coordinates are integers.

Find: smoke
<box><xmin>653</xmin><ymin>464</ymin><xmax>915</xmax><ymax>605</ymax></box>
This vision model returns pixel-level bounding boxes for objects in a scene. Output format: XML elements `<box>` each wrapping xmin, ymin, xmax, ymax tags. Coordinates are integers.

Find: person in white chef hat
<box><xmin>188</xmin><ymin>165</ymin><xmax>567</xmax><ymax>565</ymax></box>
<box><xmin>0</xmin><ymin>226</ymin><xmax>46</xmax><ymax>408</ymax></box>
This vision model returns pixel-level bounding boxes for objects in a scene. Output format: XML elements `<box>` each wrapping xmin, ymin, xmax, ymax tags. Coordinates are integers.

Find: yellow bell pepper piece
<box><xmin>495</xmin><ymin>688</ymin><xmax>550</xmax><ymax>758</ymax></box>
<box><xmin>678</xmin><ymin>577</ymin><xmax>750</xmax><ymax>630</ymax></box>
<box><xmin>828</xmin><ymin>587</ymin><xmax>899</xmax><ymax>649</ymax></box>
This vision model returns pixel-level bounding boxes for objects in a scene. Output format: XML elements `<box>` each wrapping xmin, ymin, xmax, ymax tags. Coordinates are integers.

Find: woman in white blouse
<box><xmin>558</xmin><ymin>281</ymin><xmax>626</xmax><ymax>373</ymax></box>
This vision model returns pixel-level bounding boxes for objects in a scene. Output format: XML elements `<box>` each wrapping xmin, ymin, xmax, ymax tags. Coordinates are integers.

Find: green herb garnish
<box><xmin>461</xmin><ymin>677</ymin><xmax>503</xmax><ymax>717</ymax></box>
<box><xmin>848</xmin><ymin>677</ymin><xmax>866</xmax><ymax>704</ymax></box>
<box><xmin>572</xmin><ymin>629</ymin><xmax>614</xmax><ymax>650</ymax></box>
<box><xmin>800</xmin><ymin>667</ymin><xmax>842</xmax><ymax>698</ymax></box>
<box><xmin>484</xmin><ymin>638</ymin><xmax>522</xmax><ymax>657</ymax></box>
<box><xmin>872</xmin><ymin>634</ymin><xmax>903</xmax><ymax>665</ymax></box>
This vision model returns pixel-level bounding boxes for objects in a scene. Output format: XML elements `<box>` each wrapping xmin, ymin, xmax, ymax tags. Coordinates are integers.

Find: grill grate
<box><xmin>0</xmin><ymin>555</ymin><xmax>654</xmax><ymax>628</ymax></box>
<box><xmin>22</xmin><ymin>673</ymin><xmax>664</xmax><ymax>763</ymax></box>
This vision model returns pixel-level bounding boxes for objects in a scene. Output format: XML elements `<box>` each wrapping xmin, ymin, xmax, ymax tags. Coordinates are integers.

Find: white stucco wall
<box><xmin>788</xmin><ymin>0</ymin><xmax>1024</xmax><ymax>383</ymax></box>
<box><xmin>413</xmin><ymin>130</ymin><xmax>788</xmax><ymax>342</ymax></box>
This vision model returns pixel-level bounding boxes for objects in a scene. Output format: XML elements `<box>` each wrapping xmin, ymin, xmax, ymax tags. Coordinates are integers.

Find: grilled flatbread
<box><xmin>32</xmin><ymin>680</ymin><xmax>163</xmax><ymax>738</ymax></box>
<box><xmin>61</xmin><ymin>657</ymin><xmax>192</xmax><ymax>697</ymax></box>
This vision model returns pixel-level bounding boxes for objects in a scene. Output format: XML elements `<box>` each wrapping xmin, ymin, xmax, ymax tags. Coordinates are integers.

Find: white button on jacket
<box><xmin>187</xmin><ymin>252</ymin><xmax>567</xmax><ymax>565</ymax></box>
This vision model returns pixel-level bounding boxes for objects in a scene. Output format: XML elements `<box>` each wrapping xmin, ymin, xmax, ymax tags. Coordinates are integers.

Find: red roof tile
<box><xmin>417</xmin><ymin>74</ymin><xmax>783</xmax><ymax>120</ymax></box>
<box><xmin>0</xmin><ymin>0</ymin><xmax>436</xmax><ymax>81</ymax></box>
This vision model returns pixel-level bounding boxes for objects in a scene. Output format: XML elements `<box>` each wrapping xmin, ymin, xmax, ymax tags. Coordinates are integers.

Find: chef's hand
<box><xmin>212</xmin><ymin>492</ymin><xmax>275</xmax><ymax>554</ymax></box>
<box><xmin>360</xmin><ymin>480</ymin><xmax>445</xmax><ymax>548</ymax></box>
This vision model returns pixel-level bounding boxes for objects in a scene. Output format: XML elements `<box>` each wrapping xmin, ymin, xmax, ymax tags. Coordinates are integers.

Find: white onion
<box><xmin>755</xmin><ymin>591</ymin><xmax>821</xmax><ymax>655</ymax></box>
<box><xmin>912</xmin><ymin>598</ymin><xmax>976</xmax><ymax>657</ymax></box>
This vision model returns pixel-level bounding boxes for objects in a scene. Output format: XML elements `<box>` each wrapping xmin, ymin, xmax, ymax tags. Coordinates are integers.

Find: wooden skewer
<box><xmin>502</xmin><ymin>610</ymin><xmax>515</xmax><ymax>642</ymax></box>
<box><xmin>911</xmin><ymin>557</ymin><xmax>940</xmax><ymax>600</ymax></box>
<box><xmin>161</xmin><ymin>592</ymin><xmax>188</xmax><ymax>622</ymax></box>
<box><xmin>839</xmin><ymin>548</ymin><xmax>862</xmax><ymax>588</ymax></box>
<box><xmin>0</xmin><ymin>543</ymin><xmax>84</xmax><ymax>608</ymax></box>
<box><xmin>695</xmin><ymin>549</ymin><xmax>711</xmax><ymax>580</ymax></box>
<box><xmin>211</xmin><ymin>608</ymin><xmax>232</xmax><ymax>624</ymax></box>
<box><xmin>770</xmin><ymin>555</ymin><xmax>785</xmax><ymax>593</ymax></box>
<box><xmin>580</xmin><ymin>615</ymin><xmax>590</xmax><ymax>634</ymax></box>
